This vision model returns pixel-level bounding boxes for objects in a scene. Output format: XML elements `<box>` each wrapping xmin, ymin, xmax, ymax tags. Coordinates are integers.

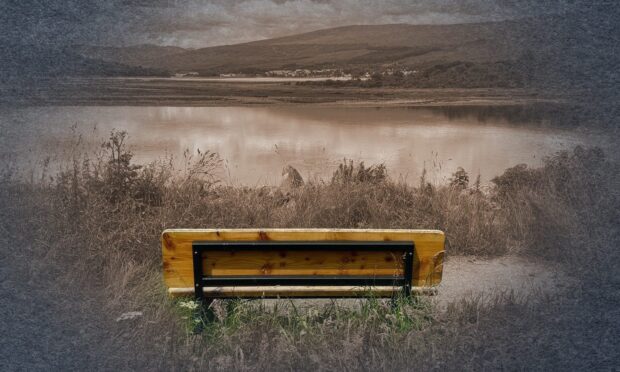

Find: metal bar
<box><xmin>201</xmin><ymin>276</ymin><xmax>403</xmax><ymax>287</ymax></box>
<box><xmin>191</xmin><ymin>240</ymin><xmax>415</xmax><ymax>298</ymax></box>
<box><xmin>192</xmin><ymin>246</ymin><xmax>204</xmax><ymax>300</ymax></box>
<box><xmin>193</xmin><ymin>241</ymin><xmax>411</xmax><ymax>251</ymax></box>
<box><xmin>402</xmin><ymin>243</ymin><xmax>414</xmax><ymax>296</ymax></box>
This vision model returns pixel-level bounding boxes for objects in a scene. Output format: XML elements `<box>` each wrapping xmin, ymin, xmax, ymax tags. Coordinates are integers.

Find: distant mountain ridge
<box><xmin>77</xmin><ymin>21</ymin><xmax>538</xmax><ymax>75</ymax></box>
<box><xmin>9</xmin><ymin>12</ymin><xmax>616</xmax><ymax>92</ymax></box>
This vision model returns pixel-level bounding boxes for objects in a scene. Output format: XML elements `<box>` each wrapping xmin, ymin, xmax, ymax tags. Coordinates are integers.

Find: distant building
<box><xmin>265</xmin><ymin>68</ymin><xmax>346</xmax><ymax>78</ymax></box>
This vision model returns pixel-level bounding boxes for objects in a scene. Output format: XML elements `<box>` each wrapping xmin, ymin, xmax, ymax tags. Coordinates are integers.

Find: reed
<box><xmin>1</xmin><ymin>130</ymin><xmax>617</xmax><ymax>370</ymax></box>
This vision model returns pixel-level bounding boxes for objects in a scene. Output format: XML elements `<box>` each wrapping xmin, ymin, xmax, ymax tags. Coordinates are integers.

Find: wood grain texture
<box><xmin>168</xmin><ymin>286</ymin><xmax>438</xmax><ymax>298</ymax></box>
<box><xmin>201</xmin><ymin>249</ymin><xmax>405</xmax><ymax>277</ymax></box>
<box><xmin>162</xmin><ymin>229</ymin><xmax>445</xmax><ymax>296</ymax></box>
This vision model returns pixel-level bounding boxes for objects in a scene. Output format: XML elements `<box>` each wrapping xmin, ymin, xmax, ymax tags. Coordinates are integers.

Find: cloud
<box><xmin>2</xmin><ymin>0</ymin><xmax>585</xmax><ymax>48</ymax></box>
<box><xmin>128</xmin><ymin>0</ymin><xmax>522</xmax><ymax>47</ymax></box>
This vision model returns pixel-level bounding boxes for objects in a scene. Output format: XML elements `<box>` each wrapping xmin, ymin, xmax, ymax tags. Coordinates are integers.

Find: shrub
<box><xmin>449</xmin><ymin>167</ymin><xmax>469</xmax><ymax>189</ymax></box>
<box><xmin>331</xmin><ymin>159</ymin><xmax>387</xmax><ymax>185</ymax></box>
<box><xmin>101</xmin><ymin>130</ymin><xmax>142</xmax><ymax>203</ymax></box>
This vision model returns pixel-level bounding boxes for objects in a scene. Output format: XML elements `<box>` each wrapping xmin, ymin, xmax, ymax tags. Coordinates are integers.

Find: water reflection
<box><xmin>425</xmin><ymin>104</ymin><xmax>578</xmax><ymax>127</ymax></box>
<box><xmin>2</xmin><ymin>105</ymin><xmax>594</xmax><ymax>185</ymax></box>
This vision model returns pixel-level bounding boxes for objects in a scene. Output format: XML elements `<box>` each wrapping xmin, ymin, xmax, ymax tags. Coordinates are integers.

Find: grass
<box><xmin>1</xmin><ymin>130</ymin><xmax>618</xmax><ymax>370</ymax></box>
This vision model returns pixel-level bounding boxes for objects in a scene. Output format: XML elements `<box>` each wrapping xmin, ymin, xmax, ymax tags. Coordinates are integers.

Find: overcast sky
<box><xmin>0</xmin><ymin>0</ymin><xmax>586</xmax><ymax>49</ymax></box>
<box><xmin>126</xmin><ymin>0</ymin><xmax>529</xmax><ymax>48</ymax></box>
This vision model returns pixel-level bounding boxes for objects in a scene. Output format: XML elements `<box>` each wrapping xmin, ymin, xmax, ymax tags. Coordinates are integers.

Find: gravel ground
<box><xmin>434</xmin><ymin>255</ymin><xmax>571</xmax><ymax>308</ymax></box>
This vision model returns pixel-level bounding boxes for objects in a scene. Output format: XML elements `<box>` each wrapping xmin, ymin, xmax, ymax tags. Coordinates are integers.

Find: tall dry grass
<box><xmin>1</xmin><ymin>130</ymin><xmax>618</xmax><ymax>370</ymax></box>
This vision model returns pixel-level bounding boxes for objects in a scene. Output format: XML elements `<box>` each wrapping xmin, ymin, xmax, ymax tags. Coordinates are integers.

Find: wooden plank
<box><xmin>162</xmin><ymin>229</ymin><xmax>445</xmax><ymax>295</ymax></box>
<box><xmin>201</xmin><ymin>249</ymin><xmax>405</xmax><ymax>277</ymax></box>
<box><xmin>168</xmin><ymin>286</ymin><xmax>438</xmax><ymax>298</ymax></box>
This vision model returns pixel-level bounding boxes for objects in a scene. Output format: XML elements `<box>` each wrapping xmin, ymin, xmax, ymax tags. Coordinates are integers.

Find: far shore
<box><xmin>1</xmin><ymin>77</ymin><xmax>567</xmax><ymax>107</ymax></box>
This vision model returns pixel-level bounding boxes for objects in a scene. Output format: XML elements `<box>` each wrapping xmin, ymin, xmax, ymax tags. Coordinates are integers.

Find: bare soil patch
<box><xmin>435</xmin><ymin>255</ymin><xmax>571</xmax><ymax>308</ymax></box>
<box><xmin>2</xmin><ymin>78</ymin><xmax>560</xmax><ymax>107</ymax></box>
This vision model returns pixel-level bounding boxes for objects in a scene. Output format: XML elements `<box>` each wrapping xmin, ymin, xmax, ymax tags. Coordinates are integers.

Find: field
<box><xmin>1</xmin><ymin>130</ymin><xmax>618</xmax><ymax>370</ymax></box>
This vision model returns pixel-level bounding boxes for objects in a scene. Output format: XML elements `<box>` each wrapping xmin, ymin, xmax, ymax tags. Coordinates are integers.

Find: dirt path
<box><xmin>434</xmin><ymin>256</ymin><xmax>570</xmax><ymax>308</ymax></box>
<box><xmin>254</xmin><ymin>255</ymin><xmax>568</xmax><ymax>311</ymax></box>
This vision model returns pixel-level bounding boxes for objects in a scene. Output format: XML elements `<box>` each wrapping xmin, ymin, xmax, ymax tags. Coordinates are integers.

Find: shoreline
<box><xmin>1</xmin><ymin>77</ymin><xmax>566</xmax><ymax>108</ymax></box>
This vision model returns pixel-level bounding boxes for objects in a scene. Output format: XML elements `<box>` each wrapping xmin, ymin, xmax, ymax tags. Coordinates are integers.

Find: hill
<box><xmin>78</xmin><ymin>21</ymin><xmax>537</xmax><ymax>75</ymax></box>
<box><xmin>17</xmin><ymin>11</ymin><xmax>618</xmax><ymax>91</ymax></box>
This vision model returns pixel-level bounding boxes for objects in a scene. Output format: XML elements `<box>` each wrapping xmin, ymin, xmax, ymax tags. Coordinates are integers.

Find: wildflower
<box><xmin>179</xmin><ymin>300</ymin><xmax>199</xmax><ymax>310</ymax></box>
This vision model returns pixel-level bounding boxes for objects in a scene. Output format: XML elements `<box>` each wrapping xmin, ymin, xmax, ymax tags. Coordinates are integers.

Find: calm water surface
<box><xmin>1</xmin><ymin>105</ymin><xmax>598</xmax><ymax>185</ymax></box>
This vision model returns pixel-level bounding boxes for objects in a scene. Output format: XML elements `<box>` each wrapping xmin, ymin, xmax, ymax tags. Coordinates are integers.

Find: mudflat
<box><xmin>2</xmin><ymin>77</ymin><xmax>563</xmax><ymax>107</ymax></box>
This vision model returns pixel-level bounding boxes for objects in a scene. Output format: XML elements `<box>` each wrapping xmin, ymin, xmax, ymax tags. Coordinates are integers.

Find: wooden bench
<box><xmin>162</xmin><ymin>229</ymin><xmax>445</xmax><ymax>300</ymax></box>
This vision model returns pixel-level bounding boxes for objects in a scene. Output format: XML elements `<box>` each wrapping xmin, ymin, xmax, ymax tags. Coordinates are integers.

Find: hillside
<box><xmin>79</xmin><ymin>21</ymin><xmax>538</xmax><ymax>75</ymax></box>
<box><xmin>26</xmin><ymin>12</ymin><xmax>618</xmax><ymax>91</ymax></box>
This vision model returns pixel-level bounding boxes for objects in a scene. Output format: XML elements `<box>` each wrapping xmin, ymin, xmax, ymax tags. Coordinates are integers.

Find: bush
<box><xmin>491</xmin><ymin>146</ymin><xmax>618</xmax><ymax>259</ymax></box>
<box><xmin>2</xmin><ymin>134</ymin><xmax>618</xmax><ymax>370</ymax></box>
<box><xmin>449</xmin><ymin>167</ymin><xmax>469</xmax><ymax>189</ymax></box>
<box><xmin>331</xmin><ymin>159</ymin><xmax>387</xmax><ymax>185</ymax></box>
<box><xmin>101</xmin><ymin>130</ymin><xmax>142</xmax><ymax>203</ymax></box>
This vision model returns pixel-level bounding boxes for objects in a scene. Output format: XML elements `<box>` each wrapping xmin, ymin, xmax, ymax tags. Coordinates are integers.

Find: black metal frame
<box><xmin>192</xmin><ymin>241</ymin><xmax>415</xmax><ymax>300</ymax></box>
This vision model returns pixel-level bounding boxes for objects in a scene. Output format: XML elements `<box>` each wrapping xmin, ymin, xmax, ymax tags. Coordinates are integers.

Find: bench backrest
<box><xmin>162</xmin><ymin>229</ymin><xmax>445</xmax><ymax>298</ymax></box>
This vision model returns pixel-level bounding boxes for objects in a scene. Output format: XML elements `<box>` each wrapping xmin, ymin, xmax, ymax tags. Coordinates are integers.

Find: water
<box><xmin>0</xmin><ymin>105</ymin><xmax>597</xmax><ymax>185</ymax></box>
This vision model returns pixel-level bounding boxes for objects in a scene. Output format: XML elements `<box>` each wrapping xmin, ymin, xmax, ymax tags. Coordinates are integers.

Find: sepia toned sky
<box><xmin>0</xmin><ymin>0</ymin><xmax>594</xmax><ymax>48</ymax></box>
<box><xmin>121</xmin><ymin>0</ymin><xmax>544</xmax><ymax>48</ymax></box>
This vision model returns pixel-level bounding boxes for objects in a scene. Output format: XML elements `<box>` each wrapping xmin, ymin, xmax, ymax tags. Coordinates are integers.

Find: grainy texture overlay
<box><xmin>1</xmin><ymin>1</ymin><xmax>618</xmax><ymax>370</ymax></box>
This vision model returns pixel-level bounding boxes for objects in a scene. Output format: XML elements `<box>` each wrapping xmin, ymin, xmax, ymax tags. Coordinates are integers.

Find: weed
<box><xmin>1</xmin><ymin>131</ymin><xmax>618</xmax><ymax>370</ymax></box>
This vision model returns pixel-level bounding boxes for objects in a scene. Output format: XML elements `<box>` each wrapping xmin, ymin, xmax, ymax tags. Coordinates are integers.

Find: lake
<box><xmin>0</xmin><ymin>105</ymin><xmax>601</xmax><ymax>185</ymax></box>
